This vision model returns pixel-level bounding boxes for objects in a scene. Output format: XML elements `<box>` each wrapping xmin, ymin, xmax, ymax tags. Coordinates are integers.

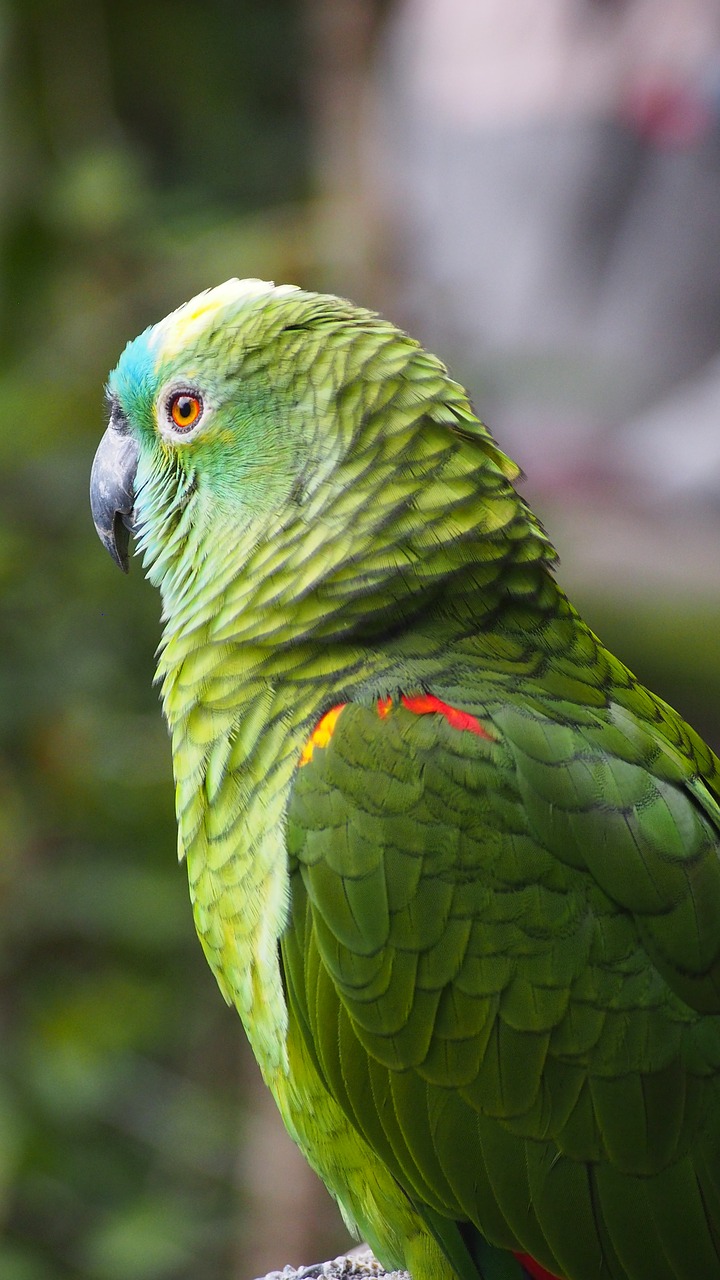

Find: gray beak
<box><xmin>90</xmin><ymin>422</ymin><xmax>139</xmax><ymax>572</ymax></box>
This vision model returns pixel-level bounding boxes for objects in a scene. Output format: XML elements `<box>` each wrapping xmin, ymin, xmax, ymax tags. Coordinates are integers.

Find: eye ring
<box><xmin>167</xmin><ymin>391</ymin><xmax>204</xmax><ymax>434</ymax></box>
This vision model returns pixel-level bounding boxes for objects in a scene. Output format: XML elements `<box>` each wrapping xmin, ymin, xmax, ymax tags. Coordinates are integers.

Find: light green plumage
<box><xmin>95</xmin><ymin>278</ymin><xmax>720</xmax><ymax>1280</ymax></box>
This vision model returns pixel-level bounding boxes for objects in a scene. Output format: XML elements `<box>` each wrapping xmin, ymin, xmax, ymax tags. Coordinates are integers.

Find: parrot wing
<box><xmin>282</xmin><ymin>687</ymin><xmax>720</xmax><ymax>1280</ymax></box>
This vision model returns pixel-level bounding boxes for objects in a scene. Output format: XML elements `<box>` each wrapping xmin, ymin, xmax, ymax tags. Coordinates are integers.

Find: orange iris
<box><xmin>169</xmin><ymin>392</ymin><xmax>202</xmax><ymax>432</ymax></box>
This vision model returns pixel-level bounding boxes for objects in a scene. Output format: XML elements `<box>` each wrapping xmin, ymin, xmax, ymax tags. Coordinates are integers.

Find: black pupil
<box><xmin>176</xmin><ymin>396</ymin><xmax>194</xmax><ymax>422</ymax></box>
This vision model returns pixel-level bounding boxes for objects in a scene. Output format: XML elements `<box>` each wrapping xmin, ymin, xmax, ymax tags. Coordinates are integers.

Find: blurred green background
<box><xmin>1</xmin><ymin>2</ymin><xmax>720</xmax><ymax>1278</ymax></box>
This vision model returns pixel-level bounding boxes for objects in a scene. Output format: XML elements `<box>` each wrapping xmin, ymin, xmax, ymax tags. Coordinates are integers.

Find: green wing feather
<box><xmin>284</xmin><ymin>684</ymin><xmax>720</xmax><ymax>1280</ymax></box>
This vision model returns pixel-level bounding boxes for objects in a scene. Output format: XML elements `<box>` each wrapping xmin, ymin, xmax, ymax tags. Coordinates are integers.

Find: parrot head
<box><xmin>92</xmin><ymin>278</ymin><xmax>331</xmax><ymax>575</ymax></box>
<box><xmin>91</xmin><ymin>278</ymin><xmax>553</xmax><ymax>641</ymax></box>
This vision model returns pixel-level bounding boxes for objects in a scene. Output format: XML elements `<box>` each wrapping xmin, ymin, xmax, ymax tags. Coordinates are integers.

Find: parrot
<box><xmin>90</xmin><ymin>278</ymin><xmax>720</xmax><ymax>1280</ymax></box>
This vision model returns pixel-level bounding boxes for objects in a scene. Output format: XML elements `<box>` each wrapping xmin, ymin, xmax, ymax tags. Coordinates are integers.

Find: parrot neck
<box><xmin>151</xmin><ymin>446</ymin><xmax>557</xmax><ymax>664</ymax></box>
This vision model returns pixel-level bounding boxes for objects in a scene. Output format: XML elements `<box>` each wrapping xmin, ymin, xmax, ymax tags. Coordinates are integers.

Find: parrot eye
<box><xmin>166</xmin><ymin>391</ymin><xmax>204</xmax><ymax>435</ymax></box>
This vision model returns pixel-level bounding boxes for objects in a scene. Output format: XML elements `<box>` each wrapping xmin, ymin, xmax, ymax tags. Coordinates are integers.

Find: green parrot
<box><xmin>90</xmin><ymin>278</ymin><xmax>720</xmax><ymax>1280</ymax></box>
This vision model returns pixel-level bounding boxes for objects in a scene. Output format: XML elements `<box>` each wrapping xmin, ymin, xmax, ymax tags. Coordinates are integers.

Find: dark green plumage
<box><xmin>91</xmin><ymin>279</ymin><xmax>720</xmax><ymax>1280</ymax></box>
<box><xmin>283</xmin><ymin>639</ymin><xmax>720</xmax><ymax>1278</ymax></box>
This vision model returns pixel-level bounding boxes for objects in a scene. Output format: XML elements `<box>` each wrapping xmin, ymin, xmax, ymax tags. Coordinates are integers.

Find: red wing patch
<box><xmin>399</xmin><ymin>693</ymin><xmax>495</xmax><ymax>739</ymax></box>
<box><xmin>298</xmin><ymin>693</ymin><xmax>495</xmax><ymax>769</ymax></box>
<box><xmin>514</xmin><ymin>1253</ymin><xmax>563</xmax><ymax>1280</ymax></box>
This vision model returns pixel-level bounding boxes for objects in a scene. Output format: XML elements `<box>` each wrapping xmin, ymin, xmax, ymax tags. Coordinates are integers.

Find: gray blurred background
<box><xmin>2</xmin><ymin>1</ymin><xmax>720</xmax><ymax>1277</ymax></box>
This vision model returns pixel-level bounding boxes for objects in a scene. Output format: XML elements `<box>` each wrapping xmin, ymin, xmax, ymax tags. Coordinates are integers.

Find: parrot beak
<box><xmin>90</xmin><ymin>419</ymin><xmax>139</xmax><ymax>572</ymax></box>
